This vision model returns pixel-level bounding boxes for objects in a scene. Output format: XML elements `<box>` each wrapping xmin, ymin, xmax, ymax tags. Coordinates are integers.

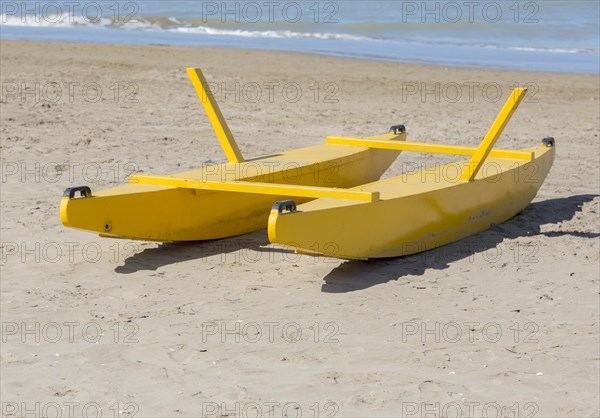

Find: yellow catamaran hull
<box><xmin>268</xmin><ymin>142</ymin><xmax>555</xmax><ymax>259</ymax></box>
<box><xmin>60</xmin><ymin>139</ymin><xmax>401</xmax><ymax>241</ymax></box>
<box><xmin>60</xmin><ymin>68</ymin><xmax>403</xmax><ymax>241</ymax></box>
<box><xmin>268</xmin><ymin>87</ymin><xmax>556</xmax><ymax>259</ymax></box>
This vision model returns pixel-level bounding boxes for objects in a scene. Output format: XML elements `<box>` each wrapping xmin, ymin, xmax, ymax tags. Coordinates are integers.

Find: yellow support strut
<box><xmin>130</xmin><ymin>174</ymin><xmax>379</xmax><ymax>202</ymax></box>
<box><xmin>460</xmin><ymin>88</ymin><xmax>528</xmax><ymax>181</ymax></box>
<box><xmin>187</xmin><ymin>68</ymin><xmax>245</xmax><ymax>163</ymax></box>
<box><xmin>326</xmin><ymin>137</ymin><xmax>533</xmax><ymax>161</ymax></box>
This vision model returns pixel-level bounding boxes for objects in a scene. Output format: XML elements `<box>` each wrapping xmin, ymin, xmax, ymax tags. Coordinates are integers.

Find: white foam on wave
<box><xmin>405</xmin><ymin>37</ymin><xmax>599</xmax><ymax>54</ymax></box>
<box><xmin>1</xmin><ymin>13</ymin><xmax>597</xmax><ymax>55</ymax></box>
<box><xmin>0</xmin><ymin>13</ymin><xmax>370</xmax><ymax>41</ymax></box>
<box><xmin>168</xmin><ymin>25</ymin><xmax>369</xmax><ymax>41</ymax></box>
<box><xmin>1</xmin><ymin>13</ymin><xmax>113</xmax><ymax>28</ymax></box>
<box><xmin>499</xmin><ymin>45</ymin><xmax>599</xmax><ymax>54</ymax></box>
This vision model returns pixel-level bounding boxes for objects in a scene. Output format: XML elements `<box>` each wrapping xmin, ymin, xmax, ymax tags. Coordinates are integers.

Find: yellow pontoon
<box><xmin>60</xmin><ymin>68</ymin><xmax>403</xmax><ymax>241</ymax></box>
<box><xmin>268</xmin><ymin>88</ymin><xmax>555</xmax><ymax>259</ymax></box>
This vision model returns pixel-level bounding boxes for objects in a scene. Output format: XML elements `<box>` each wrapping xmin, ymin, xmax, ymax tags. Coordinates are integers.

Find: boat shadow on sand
<box><xmin>321</xmin><ymin>194</ymin><xmax>599</xmax><ymax>293</ymax></box>
<box><xmin>114</xmin><ymin>230</ymin><xmax>283</xmax><ymax>274</ymax></box>
<box><xmin>116</xmin><ymin>194</ymin><xmax>598</xmax><ymax>292</ymax></box>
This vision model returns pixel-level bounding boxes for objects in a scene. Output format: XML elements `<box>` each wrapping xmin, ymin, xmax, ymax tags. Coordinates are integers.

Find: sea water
<box><xmin>1</xmin><ymin>0</ymin><xmax>598</xmax><ymax>73</ymax></box>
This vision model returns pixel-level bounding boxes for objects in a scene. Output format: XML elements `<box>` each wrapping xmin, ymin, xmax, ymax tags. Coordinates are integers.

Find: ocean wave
<box><xmin>1</xmin><ymin>13</ymin><xmax>369</xmax><ymax>41</ymax></box>
<box><xmin>1</xmin><ymin>13</ymin><xmax>115</xmax><ymax>28</ymax></box>
<box><xmin>481</xmin><ymin>44</ymin><xmax>598</xmax><ymax>54</ymax></box>
<box><xmin>394</xmin><ymin>37</ymin><xmax>599</xmax><ymax>54</ymax></box>
<box><xmin>168</xmin><ymin>25</ymin><xmax>369</xmax><ymax>41</ymax></box>
<box><xmin>1</xmin><ymin>13</ymin><xmax>597</xmax><ymax>55</ymax></box>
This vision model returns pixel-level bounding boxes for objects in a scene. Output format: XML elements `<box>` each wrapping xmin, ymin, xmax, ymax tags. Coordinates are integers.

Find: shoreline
<box><xmin>2</xmin><ymin>26</ymin><xmax>599</xmax><ymax>75</ymax></box>
<box><xmin>2</xmin><ymin>39</ymin><xmax>600</xmax><ymax>79</ymax></box>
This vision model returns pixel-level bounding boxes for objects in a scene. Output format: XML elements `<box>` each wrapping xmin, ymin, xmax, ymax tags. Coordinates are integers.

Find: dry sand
<box><xmin>1</xmin><ymin>40</ymin><xmax>599</xmax><ymax>417</ymax></box>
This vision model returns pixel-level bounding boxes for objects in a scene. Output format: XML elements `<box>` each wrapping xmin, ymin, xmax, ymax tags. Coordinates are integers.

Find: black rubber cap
<box><xmin>272</xmin><ymin>200</ymin><xmax>297</xmax><ymax>213</ymax></box>
<box><xmin>390</xmin><ymin>124</ymin><xmax>406</xmax><ymax>134</ymax></box>
<box><xmin>63</xmin><ymin>186</ymin><xmax>92</xmax><ymax>199</ymax></box>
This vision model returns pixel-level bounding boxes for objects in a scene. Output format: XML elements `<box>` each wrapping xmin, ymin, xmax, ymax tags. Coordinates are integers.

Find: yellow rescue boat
<box><xmin>61</xmin><ymin>71</ymin><xmax>554</xmax><ymax>259</ymax></box>
<box><xmin>268</xmin><ymin>141</ymin><xmax>554</xmax><ymax>259</ymax></box>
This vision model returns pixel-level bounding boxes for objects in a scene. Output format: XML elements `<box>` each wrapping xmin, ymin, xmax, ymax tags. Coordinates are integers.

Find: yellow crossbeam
<box><xmin>187</xmin><ymin>68</ymin><xmax>244</xmax><ymax>163</ymax></box>
<box><xmin>460</xmin><ymin>88</ymin><xmax>528</xmax><ymax>181</ymax></box>
<box><xmin>326</xmin><ymin>137</ymin><xmax>533</xmax><ymax>161</ymax></box>
<box><xmin>129</xmin><ymin>174</ymin><xmax>379</xmax><ymax>202</ymax></box>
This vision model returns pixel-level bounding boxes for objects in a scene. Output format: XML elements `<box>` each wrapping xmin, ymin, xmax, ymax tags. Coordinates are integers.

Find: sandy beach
<box><xmin>1</xmin><ymin>40</ymin><xmax>599</xmax><ymax>417</ymax></box>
